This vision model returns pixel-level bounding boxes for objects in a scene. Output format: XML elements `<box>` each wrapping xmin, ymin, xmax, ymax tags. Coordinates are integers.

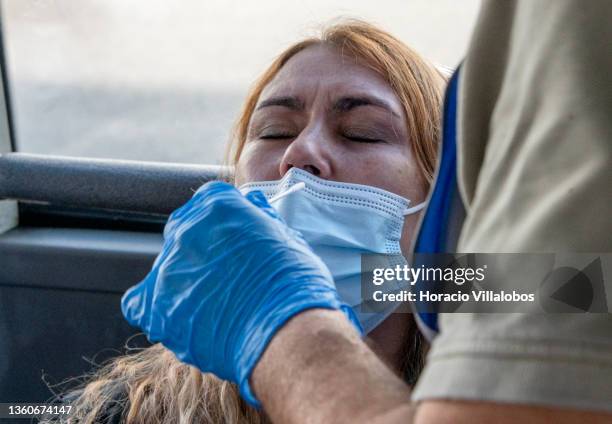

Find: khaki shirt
<box><xmin>413</xmin><ymin>0</ymin><xmax>612</xmax><ymax>412</ymax></box>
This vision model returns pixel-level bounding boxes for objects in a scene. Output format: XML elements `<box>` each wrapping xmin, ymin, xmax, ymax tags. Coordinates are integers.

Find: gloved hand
<box><xmin>121</xmin><ymin>181</ymin><xmax>362</xmax><ymax>407</ymax></box>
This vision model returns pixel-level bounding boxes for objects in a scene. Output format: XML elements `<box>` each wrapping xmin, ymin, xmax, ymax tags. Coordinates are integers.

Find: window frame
<box><xmin>0</xmin><ymin>4</ymin><xmax>228</xmax><ymax>232</ymax></box>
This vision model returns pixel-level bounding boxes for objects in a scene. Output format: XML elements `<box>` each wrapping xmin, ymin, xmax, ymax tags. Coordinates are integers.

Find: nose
<box><xmin>278</xmin><ymin>125</ymin><xmax>332</xmax><ymax>178</ymax></box>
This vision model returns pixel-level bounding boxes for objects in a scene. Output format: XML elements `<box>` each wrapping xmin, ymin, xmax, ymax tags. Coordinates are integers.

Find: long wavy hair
<box><xmin>44</xmin><ymin>19</ymin><xmax>445</xmax><ymax>424</ymax></box>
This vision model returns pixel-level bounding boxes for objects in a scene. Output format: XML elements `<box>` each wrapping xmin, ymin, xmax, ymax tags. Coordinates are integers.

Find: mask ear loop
<box><xmin>269</xmin><ymin>182</ymin><xmax>306</xmax><ymax>204</ymax></box>
<box><xmin>403</xmin><ymin>201</ymin><xmax>427</xmax><ymax>215</ymax></box>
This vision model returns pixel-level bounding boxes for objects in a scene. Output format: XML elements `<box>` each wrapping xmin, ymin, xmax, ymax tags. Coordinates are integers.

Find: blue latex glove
<box><xmin>121</xmin><ymin>181</ymin><xmax>362</xmax><ymax>407</ymax></box>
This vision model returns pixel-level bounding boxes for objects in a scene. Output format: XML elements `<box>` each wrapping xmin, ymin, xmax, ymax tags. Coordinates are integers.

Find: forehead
<box><xmin>260</xmin><ymin>44</ymin><xmax>400</xmax><ymax>106</ymax></box>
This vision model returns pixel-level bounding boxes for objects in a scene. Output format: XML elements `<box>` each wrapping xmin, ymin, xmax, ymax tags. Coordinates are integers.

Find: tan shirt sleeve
<box><xmin>412</xmin><ymin>0</ymin><xmax>612</xmax><ymax>412</ymax></box>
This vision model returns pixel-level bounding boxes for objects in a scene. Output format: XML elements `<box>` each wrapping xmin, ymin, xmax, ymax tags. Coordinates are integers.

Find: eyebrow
<box><xmin>333</xmin><ymin>96</ymin><xmax>400</xmax><ymax>117</ymax></box>
<box><xmin>256</xmin><ymin>96</ymin><xmax>304</xmax><ymax>111</ymax></box>
<box><xmin>255</xmin><ymin>94</ymin><xmax>400</xmax><ymax>117</ymax></box>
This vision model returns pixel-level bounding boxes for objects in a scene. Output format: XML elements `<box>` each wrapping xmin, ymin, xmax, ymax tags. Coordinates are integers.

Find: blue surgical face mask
<box><xmin>239</xmin><ymin>168</ymin><xmax>426</xmax><ymax>333</ymax></box>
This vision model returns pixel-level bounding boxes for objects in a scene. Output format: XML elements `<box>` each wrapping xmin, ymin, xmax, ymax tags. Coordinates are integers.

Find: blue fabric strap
<box><xmin>412</xmin><ymin>67</ymin><xmax>463</xmax><ymax>337</ymax></box>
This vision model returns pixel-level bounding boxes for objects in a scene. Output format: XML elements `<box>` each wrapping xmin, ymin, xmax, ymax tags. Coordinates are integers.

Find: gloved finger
<box><xmin>245</xmin><ymin>190</ymin><xmax>280</xmax><ymax>220</ymax></box>
<box><xmin>193</xmin><ymin>180</ymin><xmax>239</xmax><ymax>198</ymax></box>
<box><xmin>121</xmin><ymin>279</ymin><xmax>150</xmax><ymax>329</ymax></box>
<box><xmin>164</xmin><ymin>180</ymin><xmax>243</xmax><ymax>239</ymax></box>
<box><xmin>171</xmin><ymin>180</ymin><xmax>240</xmax><ymax>224</ymax></box>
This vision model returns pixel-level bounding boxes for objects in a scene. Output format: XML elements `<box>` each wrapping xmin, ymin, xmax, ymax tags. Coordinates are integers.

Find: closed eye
<box><xmin>343</xmin><ymin>132</ymin><xmax>386</xmax><ymax>143</ymax></box>
<box><xmin>259</xmin><ymin>132</ymin><xmax>295</xmax><ymax>140</ymax></box>
<box><xmin>345</xmin><ymin>135</ymin><xmax>383</xmax><ymax>143</ymax></box>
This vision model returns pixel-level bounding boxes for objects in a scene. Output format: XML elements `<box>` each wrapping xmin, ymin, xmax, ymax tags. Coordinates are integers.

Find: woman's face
<box><xmin>235</xmin><ymin>44</ymin><xmax>427</xmax><ymax>253</ymax></box>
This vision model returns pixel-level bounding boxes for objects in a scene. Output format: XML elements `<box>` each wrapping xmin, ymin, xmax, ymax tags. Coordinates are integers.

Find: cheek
<box><xmin>345</xmin><ymin>145</ymin><xmax>426</xmax><ymax>202</ymax></box>
<box><xmin>345</xmin><ymin>146</ymin><xmax>427</xmax><ymax>255</ymax></box>
<box><xmin>234</xmin><ymin>142</ymin><xmax>286</xmax><ymax>185</ymax></box>
<box><xmin>392</xmin><ymin>161</ymin><xmax>428</xmax><ymax>201</ymax></box>
<box><xmin>388</xmin><ymin>156</ymin><xmax>427</xmax><ymax>253</ymax></box>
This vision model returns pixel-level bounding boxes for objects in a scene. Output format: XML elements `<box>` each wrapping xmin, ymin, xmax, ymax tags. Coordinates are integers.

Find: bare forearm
<box><xmin>249</xmin><ymin>309</ymin><xmax>612</xmax><ymax>424</ymax></box>
<box><xmin>251</xmin><ymin>309</ymin><xmax>414</xmax><ymax>424</ymax></box>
